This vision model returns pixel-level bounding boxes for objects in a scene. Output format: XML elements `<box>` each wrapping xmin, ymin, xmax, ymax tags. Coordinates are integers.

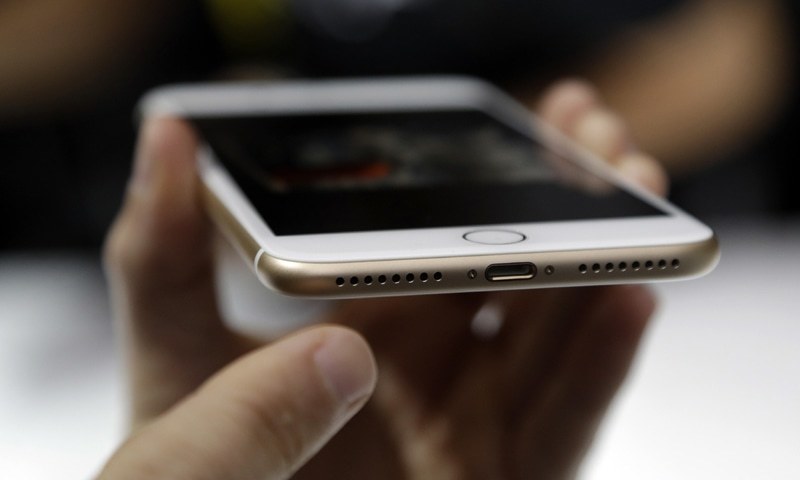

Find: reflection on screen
<box><xmin>193</xmin><ymin>110</ymin><xmax>666</xmax><ymax>235</ymax></box>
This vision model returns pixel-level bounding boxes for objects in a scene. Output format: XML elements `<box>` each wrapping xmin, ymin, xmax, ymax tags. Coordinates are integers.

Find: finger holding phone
<box><xmin>100</xmin><ymin>80</ymin><xmax>674</xmax><ymax>479</ymax></box>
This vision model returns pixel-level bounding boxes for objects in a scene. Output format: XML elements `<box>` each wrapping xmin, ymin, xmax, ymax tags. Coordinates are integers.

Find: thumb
<box><xmin>98</xmin><ymin>326</ymin><xmax>377</xmax><ymax>480</ymax></box>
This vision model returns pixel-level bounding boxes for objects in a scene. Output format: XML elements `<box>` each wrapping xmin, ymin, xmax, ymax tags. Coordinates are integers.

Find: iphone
<box><xmin>140</xmin><ymin>76</ymin><xmax>719</xmax><ymax>298</ymax></box>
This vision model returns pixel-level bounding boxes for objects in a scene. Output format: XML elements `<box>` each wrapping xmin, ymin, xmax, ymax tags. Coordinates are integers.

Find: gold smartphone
<box><xmin>140</xmin><ymin>76</ymin><xmax>719</xmax><ymax>298</ymax></box>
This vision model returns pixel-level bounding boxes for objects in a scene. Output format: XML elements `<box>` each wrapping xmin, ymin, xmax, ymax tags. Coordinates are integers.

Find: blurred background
<box><xmin>2</xmin><ymin>0</ymin><xmax>799</xmax><ymax>478</ymax></box>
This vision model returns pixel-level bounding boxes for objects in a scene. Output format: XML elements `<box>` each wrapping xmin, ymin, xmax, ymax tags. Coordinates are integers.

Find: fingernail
<box><xmin>314</xmin><ymin>332</ymin><xmax>376</xmax><ymax>409</ymax></box>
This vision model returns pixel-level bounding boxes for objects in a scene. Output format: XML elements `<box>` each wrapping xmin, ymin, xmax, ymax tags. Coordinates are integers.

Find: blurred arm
<box><xmin>0</xmin><ymin>0</ymin><xmax>183</xmax><ymax>121</ymax></box>
<box><xmin>586</xmin><ymin>0</ymin><xmax>794</xmax><ymax>174</ymax></box>
<box><xmin>515</xmin><ymin>0</ymin><xmax>794</xmax><ymax>175</ymax></box>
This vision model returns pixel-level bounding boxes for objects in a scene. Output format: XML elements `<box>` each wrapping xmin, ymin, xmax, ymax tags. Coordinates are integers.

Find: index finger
<box><xmin>538</xmin><ymin>79</ymin><xmax>669</xmax><ymax>196</ymax></box>
<box><xmin>104</xmin><ymin>117</ymin><xmax>249</xmax><ymax>425</ymax></box>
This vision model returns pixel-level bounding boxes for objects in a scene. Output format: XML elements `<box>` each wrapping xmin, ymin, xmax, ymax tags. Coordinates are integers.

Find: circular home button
<box><xmin>463</xmin><ymin>229</ymin><xmax>526</xmax><ymax>245</ymax></box>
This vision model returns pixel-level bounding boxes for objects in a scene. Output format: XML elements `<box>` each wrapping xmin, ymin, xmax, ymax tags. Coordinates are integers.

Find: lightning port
<box><xmin>485</xmin><ymin>263</ymin><xmax>536</xmax><ymax>282</ymax></box>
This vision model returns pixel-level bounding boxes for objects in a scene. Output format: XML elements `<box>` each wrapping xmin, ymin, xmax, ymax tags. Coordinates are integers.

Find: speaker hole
<box><xmin>632</xmin><ymin>261</ymin><xmax>641</xmax><ymax>271</ymax></box>
<box><xmin>592</xmin><ymin>263</ymin><xmax>601</xmax><ymax>273</ymax></box>
<box><xmin>658</xmin><ymin>259</ymin><xmax>667</xmax><ymax>269</ymax></box>
<box><xmin>364</xmin><ymin>275</ymin><xmax>373</xmax><ymax>285</ymax></box>
<box><xmin>406</xmin><ymin>273</ymin><xmax>415</xmax><ymax>283</ymax></box>
<box><xmin>336</xmin><ymin>277</ymin><xmax>345</xmax><ymax>287</ymax></box>
<box><xmin>350</xmin><ymin>276</ymin><xmax>359</xmax><ymax>286</ymax></box>
<box><xmin>605</xmin><ymin>262</ymin><xmax>615</xmax><ymax>272</ymax></box>
<box><xmin>433</xmin><ymin>272</ymin><xmax>443</xmax><ymax>281</ymax></box>
<box><xmin>619</xmin><ymin>262</ymin><xmax>627</xmax><ymax>271</ymax></box>
<box><xmin>378</xmin><ymin>275</ymin><xmax>387</xmax><ymax>284</ymax></box>
<box><xmin>645</xmin><ymin>261</ymin><xmax>654</xmax><ymax>270</ymax></box>
<box><xmin>672</xmin><ymin>259</ymin><xmax>681</xmax><ymax>269</ymax></box>
<box><xmin>392</xmin><ymin>274</ymin><xmax>401</xmax><ymax>284</ymax></box>
<box><xmin>579</xmin><ymin>264</ymin><xmax>588</xmax><ymax>274</ymax></box>
<box><xmin>420</xmin><ymin>272</ymin><xmax>429</xmax><ymax>282</ymax></box>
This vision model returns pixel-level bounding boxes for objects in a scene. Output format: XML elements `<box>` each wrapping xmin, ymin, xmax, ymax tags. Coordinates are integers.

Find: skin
<box><xmin>0</xmin><ymin>0</ymin><xmax>179</xmax><ymax>121</ymax></box>
<box><xmin>1</xmin><ymin>2</ymin><xmax>784</xmax><ymax>474</ymax></box>
<box><xmin>2</xmin><ymin>0</ymin><xmax>791</xmax><ymax>173</ymax></box>
<box><xmin>98</xmin><ymin>81</ymin><xmax>668</xmax><ymax>479</ymax></box>
<box><xmin>580</xmin><ymin>0</ymin><xmax>794</xmax><ymax>174</ymax></box>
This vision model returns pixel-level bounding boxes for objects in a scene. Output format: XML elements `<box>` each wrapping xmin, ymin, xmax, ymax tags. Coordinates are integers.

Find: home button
<box><xmin>463</xmin><ymin>229</ymin><xmax>526</xmax><ymax>245</ymax></box>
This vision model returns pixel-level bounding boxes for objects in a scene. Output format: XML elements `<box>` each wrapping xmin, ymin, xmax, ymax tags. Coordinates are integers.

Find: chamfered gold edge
<box><xmin>257</xmin><ymin>236</ymin><xmax>719</xmax><ymax>298</ymax></box>
<box><xmin>203</xmin><ymin>183</ymin><xmax>720</xmax><ymax>299</ymax></box>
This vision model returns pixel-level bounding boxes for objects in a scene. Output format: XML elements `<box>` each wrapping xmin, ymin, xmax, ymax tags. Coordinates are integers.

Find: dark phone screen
<box><xmin>192</xmin><ymin>110</ymin><xmax>666</xmax><ymax>236</ymax></box>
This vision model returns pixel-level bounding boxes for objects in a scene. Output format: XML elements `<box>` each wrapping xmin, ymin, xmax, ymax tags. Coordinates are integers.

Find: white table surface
<box><xmin>2</xmin><ymin>218</ymin><xmax>798</xmax><ymax>479</ymax></box>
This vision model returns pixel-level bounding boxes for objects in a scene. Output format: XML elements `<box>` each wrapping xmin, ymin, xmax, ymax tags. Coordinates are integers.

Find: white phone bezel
<box><xmin>139</xmin><ymin>76</ymin><xmax>718</xmax><ymax>296</ymax></box>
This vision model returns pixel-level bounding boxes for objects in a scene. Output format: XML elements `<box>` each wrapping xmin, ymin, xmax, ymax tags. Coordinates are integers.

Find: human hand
<box><xmin>98</xmin><ymin>79</ymin><xmax>666</xmax><ymax>479</ymax></box>
<box><xmin>99</xmin><ymin>119</ymin><xmax>377</xmax><ymax>480</ymax></box>
<box><xmin>297</xmin><ymin>80</ymin><xmax>667</xmax><ymax>480</ymax></box>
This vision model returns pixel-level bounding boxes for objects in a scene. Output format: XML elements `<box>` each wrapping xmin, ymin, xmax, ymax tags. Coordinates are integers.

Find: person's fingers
<box><xmin>537</xmin><ymin>80</ymin><xmax>600</xmax><ymax>133</ymax></box>
<box><xmin>617</xmin><ymin>151</ymin><xmax>670</xmax><ymax>197</ymax></box>
<box><xmin>106</xmin><ymin>117</ymin><xmax>212</xmax><ymax>300</ymax></box>
<box><xmin>509</xmin><ymin>286</ymin><xmax>656</xmax><ymax>480</ymax></box>
<box><xmin>572</xmin><ymin>108</ymin><xmax>632</xmax><ymax>162</ymax></box>
<box><xmin>332</xmin><ymin>293</ymin><xmax>486</xmax><ymax>407</ymax></box>
<box><xmin>104</xmin><ymin>117</ymin><xmax>247</xmax><ymax>424</ymax></box>
<box><xmin>539</xmin><ymin>79</ymin><xmax>631</xmax><ymax>162</ymax></box>
<box><xmin>491</xmin><ymin>288</ymin><xmax>595</xmax><ymax>420</ymax></box>
<box><xmin>538</xmin><ymin>79</ymin><xmax>671</xmax><ymax>198</ymax></box>
<box><xmin>98</xmin><ymin>325</ymin><xmax>377</xmax><ymax>480</ymax></box>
